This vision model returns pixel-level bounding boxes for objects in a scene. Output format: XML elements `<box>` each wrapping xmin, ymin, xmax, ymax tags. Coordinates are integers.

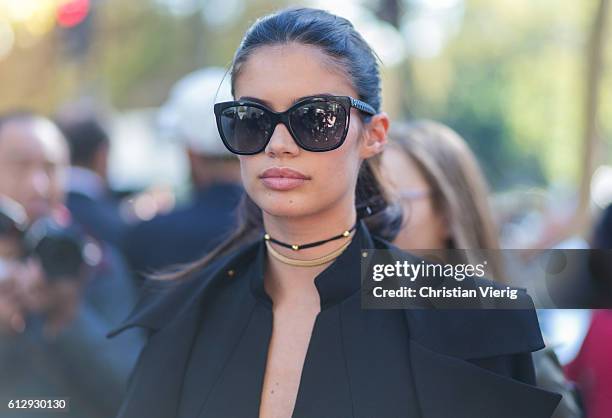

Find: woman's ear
<box><xmin>359</xmin><ymin>112</ymin><xmax>390</xmax><ymax>159</ymax></box>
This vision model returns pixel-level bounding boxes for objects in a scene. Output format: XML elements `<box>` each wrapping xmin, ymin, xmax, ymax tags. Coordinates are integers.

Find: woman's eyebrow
<box><xmin>238</xmin><ymin>96</ymin><xmax>272</xmax><ymax>106</ymax></box>
<box><xmin>238</xmin><ymin>93</ymin><xmax>335</xmax><ymax>107</ymax></box>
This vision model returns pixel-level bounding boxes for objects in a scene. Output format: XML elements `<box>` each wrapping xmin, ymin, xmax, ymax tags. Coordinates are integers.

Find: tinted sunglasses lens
<box><xmin>289</xmin><ymin>101</ymin><xmax>347</xmax><ymax>150</ymax></box>
<box><xmin>219</xmin><ymin>105</ymin><xmax>272</xmax><ymax>154</ymax></box>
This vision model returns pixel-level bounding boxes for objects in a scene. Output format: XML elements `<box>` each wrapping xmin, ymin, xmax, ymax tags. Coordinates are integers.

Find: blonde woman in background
<box><xmin>381</xmin><ymin>119</ymin><xmax>504</xmax><ymax>281</ymax></box>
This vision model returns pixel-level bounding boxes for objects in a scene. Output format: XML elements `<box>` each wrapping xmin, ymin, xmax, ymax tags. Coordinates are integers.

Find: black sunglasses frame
<box><xmin>213</xmin><ymin>95</ymin><xmax>377</xmax><ymax>155</ymax></box>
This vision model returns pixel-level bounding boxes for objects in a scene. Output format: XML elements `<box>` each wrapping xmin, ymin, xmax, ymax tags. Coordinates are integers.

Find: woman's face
<box><xmin>233</xmin><ymin>44</ymin><xmax>384</xmax><ymax>221</ymax></box>
<box><xmin>381</xmin><ymin>146</ymin><xmax>448</xmax><ymax>250</ymax></box>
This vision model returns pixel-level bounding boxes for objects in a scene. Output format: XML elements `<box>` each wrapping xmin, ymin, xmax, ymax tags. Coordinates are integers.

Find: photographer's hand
<box><xmin>0</xmin><ymin>237</ymin><xmax>27</xmax><ymax>334</ymax></box>
<box><xmin>14</xmin><ymin>259</ymin><xmax>50</xmax><ymax>314</ymax></box>
<box><xmin>0</xmin><ymin>261</ymin><xmax>26</xmax><ymax>335</ymax></box>
<box><xmin>16</xmin><ymin>260</ymin><xmax>83</xmax><ymax>338</ymax></box>
<box><xmin>2</xmin><ymin>258</ymin><xmax>83</xmax><ymax>338</ymax></box>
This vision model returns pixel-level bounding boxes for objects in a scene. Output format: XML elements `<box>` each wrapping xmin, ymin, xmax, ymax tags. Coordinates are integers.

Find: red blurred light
<box><xmin>57</xmin><ymin>0</ymin><xmax>90</xmax><ymax>28</ymax></box>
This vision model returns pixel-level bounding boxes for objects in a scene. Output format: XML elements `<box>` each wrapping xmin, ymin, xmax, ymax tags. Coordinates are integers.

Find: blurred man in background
<box><xmin>56</xmin><ymin>112</ymin><xmax>128</xmax><ymax>249</ymax></box>
<box><xmin>124</xmin><ymin>67</ymin><xmax>242</xmax><ymax>275</ymax></box>
<box><xmin>0</xmin><ymin>111</ymin><xmax>77</xmax><ymax>337</ymax></box>
<box><xmin>0</xmin><ymin>111</ymin><xmax>143</xmax><ymax>418</ymax></box>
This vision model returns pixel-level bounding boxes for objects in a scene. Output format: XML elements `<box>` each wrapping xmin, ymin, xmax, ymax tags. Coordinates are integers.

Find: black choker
<box><xmin>263</xmin><ymin>223</ymin><xmax>357</xmax><ymax>251</ymax></box>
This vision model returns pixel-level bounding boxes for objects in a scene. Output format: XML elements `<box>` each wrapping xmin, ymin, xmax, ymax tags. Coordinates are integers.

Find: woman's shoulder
<box><xmin>402</xmin><ymin>300</ymin><xmax>544</xmax><ymax>360</ymax></box>
<box><xmin>370</xmin><ymin>235</ymin><xmax>544</xmax><ymax>360</ymax></box>
<box><xmin>107</xmin><ymin>240</ymin><xmax>260</xmax><ymax>338</ymax></box>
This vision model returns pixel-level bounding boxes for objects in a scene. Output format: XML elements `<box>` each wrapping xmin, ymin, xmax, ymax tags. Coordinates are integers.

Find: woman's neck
<box><xmin>262</xmin><ymin>205</ymin><xmax>357</xmax><ymax>259</ymax></box>
<box><xmin>261</xmin><ymin>205</ymin><xmax>358</xmax><ymax>307</ymax></box>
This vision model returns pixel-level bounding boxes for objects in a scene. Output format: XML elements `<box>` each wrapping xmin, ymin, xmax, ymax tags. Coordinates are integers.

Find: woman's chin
<box><xmin>255</xmin><ymin>196</ymin><xmax>316</xmax><ymax>219</ymax></box>
<box><xmin>261</xmin><ymin>205</ymin><xmax>311</xmax><ymax>219</ymax></box>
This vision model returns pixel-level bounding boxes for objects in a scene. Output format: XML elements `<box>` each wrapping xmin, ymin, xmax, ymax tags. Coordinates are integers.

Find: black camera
<box><xmin>0</xmin><ymin>195</ymin><xmax>96</xmax><ymax>280</ymax></box>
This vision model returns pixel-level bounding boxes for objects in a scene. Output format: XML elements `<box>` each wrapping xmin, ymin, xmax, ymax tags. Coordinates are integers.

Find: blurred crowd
<box><xmin>0</xmin><ymin>67</ymin><xmax>611</xmax><ymax>418</ymax></box>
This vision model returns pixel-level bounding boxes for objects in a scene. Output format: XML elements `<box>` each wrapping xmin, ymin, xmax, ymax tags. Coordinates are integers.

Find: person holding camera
<box><xmin>0</xmin><ymin>111</ymin><xmax>143</xmax><ymax>418</ymax></box>
<box><xmin>0</xmin><ymin>112</ymin><xmax>82</xmax><ymax>337</ymax></box>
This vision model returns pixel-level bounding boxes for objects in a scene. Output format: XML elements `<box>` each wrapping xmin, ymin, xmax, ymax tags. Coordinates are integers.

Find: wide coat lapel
<box><xmin>107</xmin><ymin>244</ymin><xmax>258</xmax><ymax>418</ymax></box>
<box><xmin>366</xmin><ymin>231</ymin><xmax>563</xmax><ymax>418</ymax></box>
<box><xmin>408</xmin><ymin>339</ymin><xmax>562</xmax><ymax>418</ymax></box>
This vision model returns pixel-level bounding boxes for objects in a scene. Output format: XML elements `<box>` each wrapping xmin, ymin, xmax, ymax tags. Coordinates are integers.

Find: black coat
<box><xmin>109</xmin><ymin>222</ymin><xmax>561</xmax><ymax>418</ymax></box>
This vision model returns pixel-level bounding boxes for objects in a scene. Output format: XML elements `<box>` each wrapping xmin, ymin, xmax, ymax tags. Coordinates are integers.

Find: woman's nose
<box><xmin>264</xmin><ymin>123</ymin><xmax>300</xmax><ymax>158</ymax></box>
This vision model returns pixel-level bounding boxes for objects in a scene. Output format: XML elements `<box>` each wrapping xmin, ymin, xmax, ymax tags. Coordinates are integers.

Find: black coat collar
<box><xmin>109</xmin><ymin>222</ymin><xmax>561</xmax><ymax>418</ymax></box>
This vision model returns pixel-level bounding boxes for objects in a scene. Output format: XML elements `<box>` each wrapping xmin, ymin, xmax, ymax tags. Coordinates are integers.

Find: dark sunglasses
<box><xmin>213</xmin><ymin>95</ymin><xmax>377</xmax><ymax>155</ymax></box>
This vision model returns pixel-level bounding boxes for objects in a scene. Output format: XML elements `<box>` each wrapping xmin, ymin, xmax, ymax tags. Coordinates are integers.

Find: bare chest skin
<box><xmin>258</xmin><ymin>281</ymin><xmax>321</xmax><ymax>418</ymax></box>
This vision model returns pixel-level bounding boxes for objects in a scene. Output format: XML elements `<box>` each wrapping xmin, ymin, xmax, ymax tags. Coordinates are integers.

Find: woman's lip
<box><xmin>261</xmin><ymin>177</ymin><xmax>306</xmax><ymax>191</ymax></box>
<box><xmin>260</xmin><ymin>167</ymin><xmax>309</xmax><ymax>179</ymax></box>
